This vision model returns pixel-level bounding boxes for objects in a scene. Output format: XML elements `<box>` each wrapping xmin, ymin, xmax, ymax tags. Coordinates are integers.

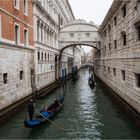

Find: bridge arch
<box><xmin>59</xmin><ymin>43</ymin><xmax>98</xmax><ymax>61</ymax></box>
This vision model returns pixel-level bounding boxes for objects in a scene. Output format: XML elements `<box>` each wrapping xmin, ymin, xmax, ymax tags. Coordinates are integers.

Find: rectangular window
<box><xmin>58</xmin><ymin>14</ymin><xmax>61</xmax><ymax>26</ymax></box>
<box><xmin>137</xmin><ymin>26</ymin><xmax>140</xmax><ymax>41</ymax></box>
<box><xmin>135</xmin><ymin>73</ymin><xmax>140</xmax><ymax>88</ymax></box>
<box><xmin>70</xmin><ymin>33</ymin><xmax>74</xmax><ymax>38</ymax></box>
<box><xmin>113</xmin><ymin>68</ymin><xmax>116</xmax><ymax>77</ymax></box>
<box><xmin>24</xmin><ymin>0</ymin><xmax>28</xmax><ymax>15</ymax></box>
<box><xmin>108</xmin><ymin>24</ymin><xmax>111</xmax><ymax>32</ymax></box>
<box><xmin>0</xmin><ymin>15</ymin><xmax>1</xmax><ymax>38</ymax></box>
<box><xmin>121</xmin><ymin>70</ymin><xmax>125</xmax><ymax>81</ymax></box>
<box><xmin>122</xmin><ymin>4</ymin><xmax>126</xmax><ymax>17</ymax></box>
<box><xmin>60</xmin><ymin>17</ymin><xmax>63</xmax><ymax>26</ymax></box>
<box><xmin>114</xmin><ymin>16</ymin><xmax>117</xmax><ymax>26</ymax></box>
<box><xmin>109</xmin><ymin>43</ymin><xmax>111</xmax><ymax>50</ymax></box>
<box><xmin>104</xmin><ymin>46</ymin><xmax>106</xmax><ymax>52</ymax></box>
<box><xmin>38</xmin><ymin>52</ymin><xmax>40</xmax><ymax>61</ymax></box>
<box><xmin>42</xmin><ymin>53</ymin><xmax>43</xmax><ymax>60</ymax></box>
<box><xmin>122</xmin><ymin>34</ymin><xmax>126</xmax><ymax>46</ymax></box>
<box><xmin>114</xmin><ymin>40</ymin><xmax>117</xmax><ymax>49</ymax></box>
<box><xmin>24</xmin><ymin>29</ymin><xmax>28</xmax><ymax>47</ymax></box>
<box><xmin>14</xmin><ymin>0</ymin><xmax>20</xmax><ymax>10</ymax></box>
<box><xmin>104</xmin><ymin>30</ymin><xmax>106</xmax><ymax>37</ymax></box>
<box><xmin>3</xmin><ymin>73</ymin><xmax>8</xmax><ymax>84</ymax></box>
<box><xmin>86</xmin><ymin>33</ymin><xmax>90</xmax><ymax>37</ymax></box>
<box><xmin>20</xmin><ymin>71</ymin><xmax>23</xmax><ymax>80</ymax></box>
<box><xmin>108</xmin><ymin>67</ymin><xmax>110</xmax><ymax>74</ymax></box>
<box><xmin>15</xmin><ymin>24</ymin><xmax>20</xmax><ymax>45</ymax></box>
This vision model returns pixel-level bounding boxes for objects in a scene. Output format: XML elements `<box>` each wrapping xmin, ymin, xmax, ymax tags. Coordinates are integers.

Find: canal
<box><xmin>0</xmin><ymin>69</ymin><xmax>139</xmax><ymax>139</ymax></box>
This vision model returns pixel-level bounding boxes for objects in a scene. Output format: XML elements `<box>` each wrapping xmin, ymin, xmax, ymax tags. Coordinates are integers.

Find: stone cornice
<box><xmin>60</xmin><ymin>22</ymin><xmax>99</xmax><ymax>30</ymax></box>
<box><xmin>35</xmin><ymin>1</ymin><xmax>59</xmax><ymax>27</ymax></box>
<box><xmin>99</xmin><ymin>0</ymin><xmax>122</xmax><ymax>33</ymax></box>
<box><xmin>66</xmin><ymin>0</ymin><xmax>75</xmax><ymax>20</ymax></box>
<box><xmin>0</xmin><ymin>40</ymin><xmax>34</xmax><ymax>51</ymax></box>
<box><xmin>55</xmin><ymin>0</ymin><xmax>74</xmax><ymax>23</ymax></box>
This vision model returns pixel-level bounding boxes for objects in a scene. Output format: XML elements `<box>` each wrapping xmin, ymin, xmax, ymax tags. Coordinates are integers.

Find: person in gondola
<box><xmin>54</xmin><ymin>98</ymin><xmax>59</xmax><ymax>108</ymax></box>
<box><xmin>28</xmin><ymin>99</ymin><xmax>35</xmax><ymax>121</ymax></box>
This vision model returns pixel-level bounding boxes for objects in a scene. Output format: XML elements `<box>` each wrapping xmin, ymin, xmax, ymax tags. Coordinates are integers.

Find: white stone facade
<box><xmin>95</xmin><ymin>0</ymin><xmax>140</xmax><ymax>113</ymax></box>
<box><xmin>0</xmin><ymin>45</ymin><xmax>34</xmax><ymax>110</ymax></box>
<box><xmin>33</xmin><ymin>0</ymin><xmax>75</xmax><ymax>89</ymax></box>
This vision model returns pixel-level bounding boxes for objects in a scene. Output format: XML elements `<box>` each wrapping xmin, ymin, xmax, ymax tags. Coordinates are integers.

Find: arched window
<box><xmin>42</xmin><ymin>53</ymin><xmax>43</xmax><ymax>60</ymax></box>
<box><xmin>44</xmin><ymin>25</ymin><xmax>47</xmax><ymax>44</ymax></box>
<box><xmin>48</xmin><ymin>53</ymin><xmax>49</xmax><ymax>60</ymax></box>
<box><xmin>45</xmin><ymin>53</ymin><xmax>46</xmax><ymax>60</ymax></box>
<box><xmin>38</xmin><ymin>51</ymin><xmax>40</xmax><ymax>61</ymax></box>
<box><xmin>41</xmin><ymin>23</ymin><xmax>43</xmax><ymax>42</ymax></box>
<box><xmin>121</xmin><ymin>31</ymin><xmax>126</xmax><ymax>46</ymax></box>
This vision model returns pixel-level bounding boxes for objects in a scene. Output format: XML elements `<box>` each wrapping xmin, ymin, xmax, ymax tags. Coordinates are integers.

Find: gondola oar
<box><xmin>36</xmin><ymin>110</ymin><xmax>65</xmax><ymax>131</ymax></box>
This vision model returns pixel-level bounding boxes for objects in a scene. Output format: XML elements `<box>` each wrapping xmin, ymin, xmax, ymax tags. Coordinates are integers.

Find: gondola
<box><xmin>24</xmin><ymin>96</ymin><xmax>64</xmax><ymax>128</ymax></box>
<box><xmin>88</xmin><ymin>78</ymin><xmax>95</xmax><ymax>89</ymax></box>
<box><xmin>72</xmin><ymin>74</ymin><xmax>79</xmax><ymax>81</ymax></box>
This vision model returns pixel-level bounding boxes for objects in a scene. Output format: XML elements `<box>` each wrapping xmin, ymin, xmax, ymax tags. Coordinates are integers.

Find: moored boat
<box><xmin>24</xmin><ymin>96</ymin><xmax>64</xmax><ymax>128</ymax></box>
<box><xmin>72</xmin><ymin>74</ymin><xmax>79</xmax><ymax>81</ymax></box>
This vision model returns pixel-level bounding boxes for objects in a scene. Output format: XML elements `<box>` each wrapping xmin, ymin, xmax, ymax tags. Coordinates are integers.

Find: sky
<box><xmin>69</xmin><ymin>0</ymin><xmax>114</xmax><ymax>53</ymax></box>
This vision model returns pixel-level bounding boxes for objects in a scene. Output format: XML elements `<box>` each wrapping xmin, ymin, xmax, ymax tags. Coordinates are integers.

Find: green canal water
<box><xmin>0</xmin><ymin>69</ymin><xmax>139</xmax><ymax>139</ymax></box>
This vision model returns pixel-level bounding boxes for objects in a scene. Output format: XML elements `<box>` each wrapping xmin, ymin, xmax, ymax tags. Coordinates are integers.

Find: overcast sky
<box><xmin>69</xmin><ymin>0</ymin><xmax>114</xmax><ymax>52</ymax></box>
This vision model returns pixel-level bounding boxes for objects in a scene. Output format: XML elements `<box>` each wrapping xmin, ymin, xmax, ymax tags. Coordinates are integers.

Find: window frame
<box><xmin>121</xmin><ymin>70</ymin><xmax>125</xmax><ymax>81</ymax></box>
<box><xmin>122</xmin><ymin>4</ymin><xmax>126</xmax><ymax>18</ymax></box>
<box><xmin>14</xmin><ymin>0</ymin><xmax>20</xmax><ymax>10</ymax></box>
<box><xmin>24</xmin><ymin>28</ymin><xmax>28</xmax><ymax>47</ymax></box>
<box><xmin>3</xmin><ymin>73</ymin><xmax>8</xmax><ymax>84</ymax></box>
<box><xmin>14</xmin><ymin>23</ymin><xmax>20</xmax><ymax>45</ymax></box>
<box><xmin>135</xmin><ymin>73</ymin><xmax>140</xmax><ymax>88</ymax></box>
<box><xmin>121</xmin><ymin>32</ymin><xmax>126</xmax><ymax>46</ymax></box>
<box><xmin>113</xmin><ymin>68</ymin><xmax>116</xmax><ymax>77</ymax></box>
<box><xmin>136</xmin><ymin>26</ymin><xmax>140</xmax><ymax>41</ymax></box>
<box><xmin>20</xmin><ymin>71</ymin><xmax>23</xmax><ymax>80</ymax></box>
<box><xmin>23</xmin><ymin>0</ymin><xmax>28</xmax><ymax>16</ymax></box>
<box><xmin>114</xmin><ymin>39</ymin><xmax>117</xmax><ymax>49</ymax></box>
<box><xmin>0</xmin><ymin>15</ymin><xmax>1</xmax><ymax>39</ymax></box>
<box><xmin>70</xmin><ymin>33</ymin><xmax>74</xmax><ymax>38</ymax></box>
<box><xmin>114</xmin><ymin>16</ymin><xmax>117</xmax><ymax>26</ymax></box>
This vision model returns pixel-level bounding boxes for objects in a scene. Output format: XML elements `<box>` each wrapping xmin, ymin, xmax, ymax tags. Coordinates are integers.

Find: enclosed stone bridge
<box><xmin>57</xmin><ymin>19</ymin><xmax>100</xmax><ymax>79</ymax></box>
<box><xmin>80</xmin><ymin>62</ymin><xmax>94</xmax><ymax>69</ymax></box>
<box><xmin>58</xmin><ymin>19</ymin><xmax>100</xmax><ymax>59</ymax></box>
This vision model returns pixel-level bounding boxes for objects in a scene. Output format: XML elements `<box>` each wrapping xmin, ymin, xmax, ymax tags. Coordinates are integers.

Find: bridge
<box><xmin>80</xmin><ymin>62</ymin><xmax>94</xmax><ymax>69</ymax></box>
<box><xmin>58</xmin><ymin>19</ymin><xmax>100</xmax><ymax>59</ymax></box>
<box><xmin>57</xmin><ymin>19</ymin><xmax>100</xmax><ymax>79</ymax></box>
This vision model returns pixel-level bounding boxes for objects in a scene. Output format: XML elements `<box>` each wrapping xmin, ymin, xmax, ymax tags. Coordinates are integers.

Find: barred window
<box><xmin>135</xmin><ymin>74</ymin><xmax>140</xmax><ymax>88</ymax></box>
<box><xmin>3</xmin><ymin>73</ymin><xmax>8</xmax><ymax>84</ymax></box>
<box><xmin>122</xmin><ymin>4</ymin><xmax>126</xmax><ymax>17</ymax></box>
<box><xmin>121</xmin><ymin>70</ymin><xmax>125</xmax><ymax>81</ymax></box>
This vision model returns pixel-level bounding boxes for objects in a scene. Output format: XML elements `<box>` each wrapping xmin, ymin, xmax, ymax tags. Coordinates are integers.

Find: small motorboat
<box><xmin>24</xmin><ymin>96</ymin><xmax>64</xmax><ymax>128</ymax></box>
